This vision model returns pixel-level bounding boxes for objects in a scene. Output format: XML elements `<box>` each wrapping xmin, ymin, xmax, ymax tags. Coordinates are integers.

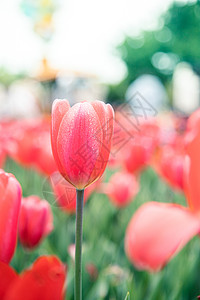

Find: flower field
<box><xmin>1</xmin><ymin>104</ymin><xmax>200</xmax><ymax>299</ymax></box>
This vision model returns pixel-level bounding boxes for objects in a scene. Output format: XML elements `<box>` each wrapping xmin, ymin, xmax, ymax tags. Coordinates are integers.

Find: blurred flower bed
<box><xmin>0</xmin><ymin>104</ymin><xmax>200</xmax><ymax>300</ymax></box>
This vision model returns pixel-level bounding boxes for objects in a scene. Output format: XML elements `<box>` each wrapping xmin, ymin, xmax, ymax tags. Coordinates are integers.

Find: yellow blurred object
<box><xmin>34</xmin><ymin>13</ymin><xmax>54</xmax><ymax>40</ymax></box>
<box><xmin>35</xmin><ymin>58</ymin><xmax>58</xmax><ymax>81</ymax></box>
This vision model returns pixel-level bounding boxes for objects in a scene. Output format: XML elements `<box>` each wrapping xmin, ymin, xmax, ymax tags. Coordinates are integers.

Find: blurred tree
<box><xmin>108</xmin><ymin>0</ymin><xmax>200</xmax><ymax>103</ymax></box>
<box><xmin>0</xmin><ymin>68</ymin><xmax>26</xmax><ymax>87</ymax></box>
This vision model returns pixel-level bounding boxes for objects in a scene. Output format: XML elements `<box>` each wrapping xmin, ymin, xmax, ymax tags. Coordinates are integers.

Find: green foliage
<box><xmin>0</xmin><ymin>68</ymin><xmax>26</xmax><ymax>87</ymax></box>
<box><xmin>108</xmin><ymin>1</ymin><xmax>200</xmax><ymax>102</ymax></box>
<box><xmin>5</xmin><ymin>158</ymin><xmax>200</xmax><ymax>300</ymax></box>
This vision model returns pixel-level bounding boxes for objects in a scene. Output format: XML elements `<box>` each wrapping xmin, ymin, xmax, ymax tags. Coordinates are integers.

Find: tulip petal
<box><xmin>125</xmin><ymin>202</ymin><xmax>200</xmax><ymax>272</ymax></box>
<box><xmin>89</xmin><ymin>101</ymin><xmax>114</xmax><ymax>186</ymax></box>
<box><xmin>0</xmin><ymin>172</ymin><xmax>22</xmax><ymax>263</ymax></box>
<box><xmin>51</xmin><ymin>99</ymin><xmax>70</xmax><ymax>176</ymax></box>
<box><xmin>4</xmin><ymin>256</ymin><xmax>66</xmax><ymax>300</ymax></box>
<box><xmin>57</xmin><ymin>102</ymin><xmax>103</xmax><ymax>189</ymax></box>
<box><xmin>0</xmin><ymin>262</ymin><xmax>18</xmax><ymax>299</ymax></box>
<box><xmin>186</xmin><ymin>108</ymin><xmax>200</xmax><ymax>131</ymax></box>
<box><xmin>185</xmin><ymin>127</ymin><xmax>200</xmax><ymax>212</ymax></box>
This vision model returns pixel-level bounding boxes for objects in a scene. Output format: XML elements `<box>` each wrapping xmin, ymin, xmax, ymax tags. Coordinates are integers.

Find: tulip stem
<box><xmin>75</xmin><ymin>189</ymin><xmax>84</xmax><ymax>300</ymax></box>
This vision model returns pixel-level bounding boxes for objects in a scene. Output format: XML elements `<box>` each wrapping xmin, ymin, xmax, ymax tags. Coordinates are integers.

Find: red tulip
<box><xmin>7</xmin><ymin>119</ymin><xmax>57</xmax><ymax>176</ymax></box>
<box><xmin>34</xmin><ymin>131</ymin><xmax>57</xmax><ymax>176</ymax></box>
<box><xmin>0</xmin><ymin>149</ymin><xmax>6</xmax><ymax>168</ymax></box>
<box><xmin>3</xmin><ymin>256</ymin><xmax>66</xmax><ymax>300</ymax></box>
<box><xmin>85</xmin><ymin>263</ymin><xmax>98</xmax><ymax>280</ymax></box>
<box><xmin>0</xmin><ymin>170</ymin><xmax>22</xmax><ymax>263</ymax></box>
<box><xmin>0</xmin><ymin>121</ymin><xmax>15</xmax><ymax>167</ymax></box>
<box><xmin>8</xmin><ymin>119</ymin><xmax>42</xmax><ymax>167</ymax></box>
<box><xmin>103</xmin><ymin>171</ymin><xmax>139</xmax><ymax>207</ymax></box>
<box><xmin>50</xmin><ymin>172</ymin><xmax>99</xmax><ymax>213</ymax></box>
<box><xmin>155</xmin><ymin>146</ymin><xmax>185</xmax><ymax>191</ymax></box>
<box><xmin>186</xmin><ymin>108</ymin><xmax>200</xmax><ymax>132</ymax></box>
<box><xmin>51</xmin><ymin>99</ymin><xmax>114</xmax><ymax>189</ymax></box>
<box><xmin>0</xmin><ymin>262</ymin><xmax>18</xmax><ymax>299</ymax></box>
<box><xmin>18</xmin><ymin>196</ymin><xmax>53</xmax><ymax>249</ymax></box>
<box><xmin>124</xmin><ymin>109</ymin><xmax>200</xmax><ymax>271</ymax></box>
<box><xmin>121</xmin><ymin>122</ymin><xmax>159</xmax><ymax>174</ymax></box>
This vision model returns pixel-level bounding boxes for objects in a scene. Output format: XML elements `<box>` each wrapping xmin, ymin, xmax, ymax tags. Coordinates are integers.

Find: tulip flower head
<box><xmin>155</xmin><ymin>145</ymin><xmax>185</xmax><ymax>191</ymax></box>
<box><xmin>104</xmin><ymin>171</ymin><xmax>139</xmax><ymax>207</ymax></box>
<box><xmin>0</xmin><ymin>170</ymin><xmax>22</xmax><ymax>263</ymax></box>
<box><xmin>51</xmin><ymin>99</ymin><xmax>114</xmax><ymax>190</ymax></box>
<box><xmin>8</xmin><ymin>119</ymin><xmax>57</xmax><ymax>176</ymax></box>
<box><xmin>18</xmin><ymin>196</ymin><xmax>53</xmax><ymax>249</ymax></box>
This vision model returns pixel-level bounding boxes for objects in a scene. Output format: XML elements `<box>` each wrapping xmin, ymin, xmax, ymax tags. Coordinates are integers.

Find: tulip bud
<box><xmin>18</xmin><ymin>196</ymin><xmax>53</xmax><ymax>249</ymax></box>
<box><xmin>51</xmin><ymin>99</ymin><xmax>114</xmax><ymax>190</ymax></box>
<box><xmin>0</xmin><ymin>170</ymin><xmax>22</xmax><ymax>263</ymax></box>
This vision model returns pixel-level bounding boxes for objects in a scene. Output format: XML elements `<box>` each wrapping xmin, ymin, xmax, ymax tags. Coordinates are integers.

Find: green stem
<box><xmin>75</xmin><ymin>189</ymin><xmax>84</xmax><ymax>300</ymax></box>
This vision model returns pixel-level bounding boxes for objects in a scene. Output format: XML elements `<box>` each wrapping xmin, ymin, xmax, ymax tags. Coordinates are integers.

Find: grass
<box><xmin>5</xmin><ymin>158</ymin><xmax>200</xmax><ymax>300</ymax></box>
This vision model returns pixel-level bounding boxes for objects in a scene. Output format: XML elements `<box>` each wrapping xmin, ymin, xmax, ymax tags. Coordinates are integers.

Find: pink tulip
<box><xmin>0</xmin><ymin>149</ymin><xmax>6</xmax><ymax>168</ymax></box>
<box><xmin>8</xmin><ymin>118</ymin><xmax>57</xmax><ymax>176</ymax></box>
<box><xmin>155</xmin><ymin>145</ymin><xmax>185</xmax><ymax>191</ymax></box>
<box><xmin>51</xmin><ymin>99</ymin><xmax>114</xmax><ymax>190</ymax></box>
<box><xmin>0</xmin><ymin>170</ymin><xmax>22</xmax><ymax>263</ymax></box>
<box><xmin>186</xmin><ymin>108</ymin><xmax>200</xmax><ymax>132</ymax></box>
<box><xmin>103</xmin><ymin>171</ymin><xmax>139</xmax><ymax>207</ymax></box>
<box><xmin>125</xmin><ymin>202</ymin><xmax>200</xmax><ymax>271</ymax></box>
<box><xmin>18</xmin><ymin>196</ymin><xmax>53</xmax><ymax>249</ymax></box>
<box><xmin>121</xmin><ymin>121</ymin><xmax>159</xmax><ymax>174</ymax></box>
<box><xmin>34</xmin><ymin>131</ymin><xmax>57</xmax><ymax>176</ymax></box>
<box><xmin>125</xmin><ymin>109</ymin><xmax>200</xmax><ymax>271</ymax></box>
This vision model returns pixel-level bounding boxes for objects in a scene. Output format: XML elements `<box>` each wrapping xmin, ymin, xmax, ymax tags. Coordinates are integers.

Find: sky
<box><xmin>0</xmin><ymin>0</ymin><xmax>176</xmax><ymax>84</ymax></box>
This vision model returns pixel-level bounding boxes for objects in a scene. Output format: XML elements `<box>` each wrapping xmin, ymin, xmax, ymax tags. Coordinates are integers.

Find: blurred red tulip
<box><xmin>51</xmin><ymin>99</ymin><xmax>114</xmax><ymax>189</ymax></box>
<box><xmin>85</xmin><ymin>263</ymin><xmax>98</xmax><ymax>280</ymax></box>
<box><xmin>125</xmin><ymin>202</ymin><xmax>200</xmax><ymax>272</ymax></box>
<box><xmin>0</xmin><ymin>262</ymin><xmax>18</xmax><ymax>299</ymax></box>
<box><xmin>121</xmin><ymin>122</ymin><xmax>159</xmax><ymax>173</ymax></box>
<box><xmin>0</xmin><ymin>148</ymin><xmax>6</xmax><ymax>168</ymax></box>
<box><xmin>186</xmin><ymin>108</ymin><xmax>200</xmax><ymax>132</ymax></box>
<box><xmin>124</xmin><ymin>109</ymin><xmax>200</xmax><ymax>272</ymax></box>
<box><xmin>8</xmin><ymin>119</ymin><xmax>42</xmax><ymax>167</ymax></box>
<box><xmin>0</xmin><ymin>121</ymin><xmax>16</xmax><ymax>167</ymax></box>
<box><xmin>4</xmin><ymin>256</ymin><xmax>66</xmax><ymax>300</ymax></box>
<box><xmin>185</xmin><ymin>118</ymin><xmax>200</xmax><ymax>213</ymax></box>
<box><xmin>123</xmin><ymin>141</ymin><xmax>150</xmax><ymax>173</ymax></box>
<box><xmin>7</xmin><ymin>118</ymin><xmax>57</xmax><ymax>176</ymax></box>
<box><xmin>155</xmin><ymin>146</ymin><xmax>185</xmax><ymax>191</ymax></box>
<box><xmin>50</xmin><ymin>172</ymin><xmax>99</xmax><ymax>213</ymax></box>
<box><xmin>103</xmin><ymin>171</ymin><xmax>139</xmax><ymax>207</ymax></box>
<box><xmin>33</xmin><ymin>131</ymin><xmax>57</xmax><ymax>176</ymax></box>
<box><xmin>18</xmin><ymin>196</ymin><xmax>53</xmax><ymax>249</ymax></box>
<box><xmin>0</xmin><ymin>170</ymin><xmax>22</xmax><ymax>263</ymax></box>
